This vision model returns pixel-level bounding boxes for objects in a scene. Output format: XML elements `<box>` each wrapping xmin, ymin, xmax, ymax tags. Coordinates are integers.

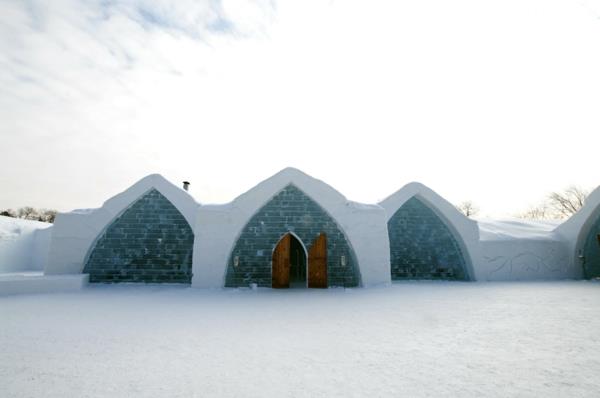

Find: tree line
<box><xmin>456</xmin><ymin>185</ymin><xmax>590</xmax><ymax>220</ymax></box>
<box><xmin>0</xmin><ymin>207</ymin><xmax>57</xmax><ymax>223</ymax></box>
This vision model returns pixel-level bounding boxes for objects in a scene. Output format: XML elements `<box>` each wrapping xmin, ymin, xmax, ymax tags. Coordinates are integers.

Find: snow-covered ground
<box><xmin>1</xmin><ymin>282</ymin><xmax>599</xmax><ymax>398</ymax></box>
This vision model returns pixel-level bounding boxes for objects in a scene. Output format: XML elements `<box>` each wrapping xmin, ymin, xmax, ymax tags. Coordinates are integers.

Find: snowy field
<box><xmin>1</xmin><ymin>282</ymin><xmax>599</xmax><ymax>398</ymax></box>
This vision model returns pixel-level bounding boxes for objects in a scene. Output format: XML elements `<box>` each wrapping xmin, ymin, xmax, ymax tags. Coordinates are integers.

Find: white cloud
<box><xmin>1</xmin><ymin>0</ymin><xmax>600</xmax><ymax>217</ymax></box>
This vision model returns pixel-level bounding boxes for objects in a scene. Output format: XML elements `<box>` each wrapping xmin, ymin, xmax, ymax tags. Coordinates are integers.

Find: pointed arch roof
<box><xmin>46</xmin><ymin>174</ymin><xmax>199</xmax><ymax>275</ymax></box>
<box><xmin>222</xmin><ymin>167</ymin><xmax>373</xmax><ymax>223</ymax></box>
<box><xmin>70</xmin><ymin>174</ymin><xmax>199</xmax><ymax>229</ymax></box>
<box><xmin>379</xmin><ymin>182</ymin><xmax>481</xmax><ymax>280</ymax></box>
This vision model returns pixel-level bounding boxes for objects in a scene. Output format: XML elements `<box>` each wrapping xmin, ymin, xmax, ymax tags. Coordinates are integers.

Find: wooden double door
<box><xmin>272</xmin><ymin>233</ymin><xmax>327</xmax><ymax>289</ymax></box>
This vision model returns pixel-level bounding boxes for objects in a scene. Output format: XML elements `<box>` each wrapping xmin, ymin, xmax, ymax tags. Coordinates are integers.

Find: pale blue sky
<box><xmin>1</xmin><ymin>0</ymin><xmax>599</xmax><ymax>217</ymax></box>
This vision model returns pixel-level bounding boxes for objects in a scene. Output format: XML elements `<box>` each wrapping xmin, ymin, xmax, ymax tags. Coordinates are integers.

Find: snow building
<box><xmin>192</xmin><ymin>168</ymin><xmax>390</xmax><ymax>288</ymax></box>
<box><xmin>42</xmin><ymin>168</ymin><xmax>390</xmax><ymax>288</ymax></box>
<box><xmin>2</xmin><ymin>168</ymin><xmax>599</xmax><ymax>295</ymax></box>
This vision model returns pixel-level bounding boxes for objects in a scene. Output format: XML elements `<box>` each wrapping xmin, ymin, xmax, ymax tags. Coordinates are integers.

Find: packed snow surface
<box><xmin>477</xmin><ymin>218</ymin><xmax>563</xmax><ymax>241</ymax></box>
<box><xmin>1</xmin><ymin>282</ymin><xmax>599</xmax><ymax>398</ymax></box>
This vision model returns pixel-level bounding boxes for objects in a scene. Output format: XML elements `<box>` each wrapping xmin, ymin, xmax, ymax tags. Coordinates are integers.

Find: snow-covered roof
<box><xmin>67</xmin><ymin>174</ymin><xmax>200</xmax><ymax>225</ymax></box>
<box><xmin>476</xmin><ymin>218</ymin><xmax>563</xmax><ymax>241</ymax></box>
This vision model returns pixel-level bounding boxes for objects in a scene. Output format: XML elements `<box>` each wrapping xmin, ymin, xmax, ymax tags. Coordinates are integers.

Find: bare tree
<box><xmin>456</xmin><ymin>201</ymin><xmax>479</xmax><ymax>217</ymax></box>
<box><xmin>17</xmin><ymin>206</ymin><xmax>39</xmax><ymax>220</ymax></box>
<box><xmin>516</xmin><ymin>185</ymin><xmax>589</xmax><ymax>220</ymax></box>
<box><xmin>516</xmin><ymin>204</ymin><xmax>551</xmax><ymax>220</ymax></box>
<box><xmin>547</xmin><ymin>186</ymin><xmax>588</xmax><ymax>218</ymax></box>
<box><xmin>38</xmin><ymin>209</ymin><xmax>57</xmax><ymax>223</ymax></box>
<box><xmin>1</xmin><ymin>207</ymin><xmax>57</xmax><ymax>223</ymax></box>
<box><xmin>0</xmin><ymin>209</ymin><xmax>16</xmax><ymax>218</ymax></box>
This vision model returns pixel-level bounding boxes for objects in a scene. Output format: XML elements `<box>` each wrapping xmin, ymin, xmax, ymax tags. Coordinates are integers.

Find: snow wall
<box><xmin>478</xmin><ymin>239</ymin><xmax>576</xmax><ymax>280</ymax></box>
<box><xmin>0</xmin><ymin>216</ymin><xmax>52</xmax><ymax>273</ymax></box>
<box><xmin>476</xmin><ymin>219</ymin><xmax>580</xmax><ymax>281</ymax></box>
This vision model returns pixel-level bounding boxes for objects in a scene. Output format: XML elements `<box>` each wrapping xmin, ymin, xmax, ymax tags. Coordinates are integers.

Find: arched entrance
<box><xmin>225</xmin><ymin>184</ymin><xmax>358</xmax><ymax>288</ymax></box>
<box><xmin>308</xmin><ymin>233</ymin><xmax>327</xmax><ymax>288</ymax></box>
<box><xmin>388</xmin><ymin>196</ymin><xmax>469</xmax><ymax>280</ymax></box>
<box><xmin>272</xmin><ymin>232</ymin><xmax>327</xmax><ymax>288</ymax></box>
<box><xmin>582</xmin><ymin>216</ymin><xmax>600</xmax><ymax>279</ymax></box>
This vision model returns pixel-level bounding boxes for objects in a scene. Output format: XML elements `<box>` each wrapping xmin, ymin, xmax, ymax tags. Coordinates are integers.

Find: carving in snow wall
<box><xmin>479</xmin><ymin>240</ymin><xmax>573</xmax><ymax>281</ymax></box>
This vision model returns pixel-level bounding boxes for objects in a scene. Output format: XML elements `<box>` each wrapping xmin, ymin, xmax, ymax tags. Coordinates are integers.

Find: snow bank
<box><xmin>0</xmin><ymin>216</ymin><xmax>52</xmax><ymax>273</ymax></box>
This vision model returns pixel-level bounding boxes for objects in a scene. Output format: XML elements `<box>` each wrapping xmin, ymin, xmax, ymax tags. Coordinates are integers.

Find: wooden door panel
<box><xmin>272</xmin><ymin>234</ymin><xmax>291</xmax><ymax>288</ymax></box>
<box><xmin>308</xmin><ymin>233</ymin><xmax>327</xmax><ymax>288</ymax></box>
